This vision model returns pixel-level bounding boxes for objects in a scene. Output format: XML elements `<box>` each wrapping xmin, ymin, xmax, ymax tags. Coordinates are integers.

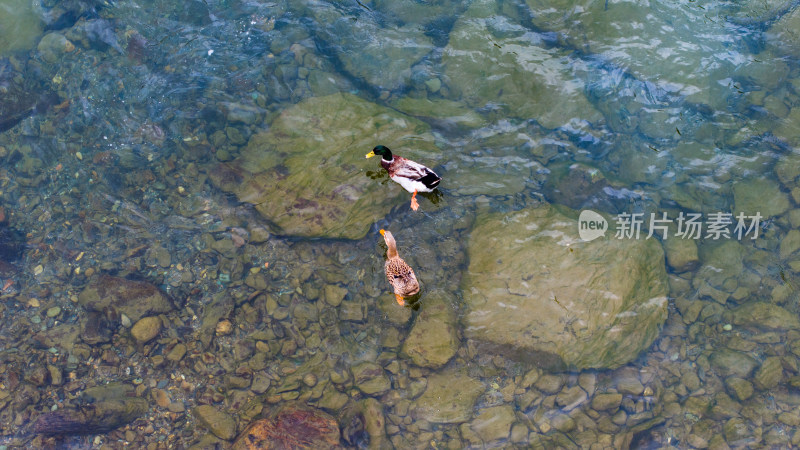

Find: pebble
<box><xmin>591</xmin><ymin>393</ymin><xmax>622</xmax><ymax>411</ymax></box>
<box><xmin>303</xmin><ymin>373</ymin><xmax>317</xmax><ymax>387</ymax></box>
<box><xmin>166</xmin><ymin>343</ymin><xmax>187</xmax><ymax>362</ymax></box>
<box><xmin>534</xmin><ymin>374</ymin><xmax>563</xmax><ymax>394</ymax></box>
<box><xmin>323</xmin><ymin>284</ymin><xmax>347</xmax><ymax>306</ymax></box>
<box><xmin>131</xmin><ymin>316</ymin><xmax>162</xmax><ymax>343</ymax></box>
<box><xmin>193</xmin><ymin>404</ymin><xmax>237</xmax><ymax>441</ymax></box>
<box><xmin>215</xmin><ymin>319</ymin><xmax>233</xmax><ymax>336</ymax></box>
<box><xmin>725</xmin><ymin>377</ymin><xmax>754</xmax><ymax>401</ymax></box>
<box><xmin>152</xmin><ymin>388</ymin><xmax>171</xmax><ymax>408</ymax></box>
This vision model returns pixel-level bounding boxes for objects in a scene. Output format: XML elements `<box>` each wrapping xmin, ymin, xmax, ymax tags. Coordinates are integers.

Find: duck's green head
<box><xmin>366</xmin><ymin>145</ymin><xmax>393</xmax><ymax>161</ymax></box>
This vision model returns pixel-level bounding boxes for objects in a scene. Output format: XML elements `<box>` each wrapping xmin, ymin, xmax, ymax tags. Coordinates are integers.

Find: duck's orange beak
<box><xmin>365</xmin><ymin>151</ymin><xmax>376</xmax><ymax>158</ymax></box>
<box><xmin>379</xmin><ymin>229</ymin><xmax>386</xmax><ymax>236</ymax></box>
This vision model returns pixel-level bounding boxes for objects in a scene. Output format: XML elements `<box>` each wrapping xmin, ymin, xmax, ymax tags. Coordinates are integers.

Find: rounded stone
<box><xmin>37</xmin><ymin>32</ymin><xmax>72</xmax><ymax>64</ymax></box>
<box><xmin>470</xmin><ymin>405</ymin><xmax>515</xmax><ymax>442</ymax></box>
<box><xmin>725</xmin><ymin>377</ymin><xmax>754</xmax><ymax>401</ymax></box>
<box><xmin>130</xmin><ymin>316</ymin><xmax>161</xmax><ymax>343</ymax></box>
<box><xmin>194</xmin><ymin>404</ymin><xmax>237</xmax><ymax>441</ymax></box>
<box><xmin>215</xmin><ymin>319</ymin><xmax>233</xmax><ymax>336</ymax></box>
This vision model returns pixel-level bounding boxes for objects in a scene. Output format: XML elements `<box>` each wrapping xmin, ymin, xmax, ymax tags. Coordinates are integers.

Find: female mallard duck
<box><xmin>379</xmin><ymin>229</ymin><xmax>419</xmax><ymax>306</ymax></box>
<box><xmin>366</xmin><ymin>145</ymin><xmax>441</xmax><ymax>211</ymax></box>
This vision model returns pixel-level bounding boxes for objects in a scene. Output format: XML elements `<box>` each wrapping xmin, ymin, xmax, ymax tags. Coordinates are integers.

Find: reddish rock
<box><xmin>233</xmin><ymin>403</ymin><xmax>341</xmax><ymax>450</ymax></box>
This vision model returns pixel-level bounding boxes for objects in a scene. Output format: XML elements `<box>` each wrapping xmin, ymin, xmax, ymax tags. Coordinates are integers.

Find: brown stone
<box><xmin>78</xmin><ymin>275</ymin><xmax>174</xmax><ymax>322</ymax></box>
<box><xmin>233</xmin><ymin>402</ymin><xmax>340</xmax><ymax>449</ymax></box>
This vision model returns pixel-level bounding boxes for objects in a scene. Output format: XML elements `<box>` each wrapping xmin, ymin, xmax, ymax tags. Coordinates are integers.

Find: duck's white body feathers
<box><xmin>382</xmin><ymin>156</ymin><xmax>441</xmax><ymax>193</ymax></box>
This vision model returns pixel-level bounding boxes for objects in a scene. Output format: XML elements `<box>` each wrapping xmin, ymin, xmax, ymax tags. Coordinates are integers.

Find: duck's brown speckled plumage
<box><xmin>380</xmin><ymin>229</ymin><xmax>419</xmax><ymax>305</ymax></box>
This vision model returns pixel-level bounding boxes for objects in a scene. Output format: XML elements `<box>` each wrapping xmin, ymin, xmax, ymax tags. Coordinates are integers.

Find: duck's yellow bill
<box><xmin>365</xmin><ymin>151</ymin><xmax>376</xmax><ymax>158</ymax></box>
<box><xmin>379</xmin><ymin>229</ymin><xmax>386</xmax><ymax>236</ymax></box>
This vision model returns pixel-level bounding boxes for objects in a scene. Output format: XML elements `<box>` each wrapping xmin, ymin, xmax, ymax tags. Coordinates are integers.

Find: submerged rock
<box><xmin>37</xmin><ymin>32</ymin><xmax>74</xmax><ymax>63</ymax></box>
<box><xmin>352</xmin><ymin>361</ymin><xmax>391</xmax><ymax>396</ymax></box>
<box><xmin>78</xmin><ymin>275</ymin><xmax>175</xmax><ymax>322</ymax></box>
<box><xmin>305</xmin><ymin>2</ymin><xmax>433</xmax><ymax>91</ymax></box>
<box><xmin>0</xmin><ymin>224</ymin><xmax>25</xmax><ymax>263</ymax></box>
<box><xmin>462</xmin><ymin>204</ymin><xmax>668</xmax><ymax>370</ymax></box>
<box><xmin>732</xmin><ymin>177</ymin><xmax>790</xmax><ymax>220</ymax></box>
<box><xmin>442</xmin><ymin>0</ymin><xmax>601</xmax><ymax>129</ymax></box>
<box><xmin>194</xmin><ymin>405</ymin><xmax>237</xmax><ymax>441</ymax></box>
<box><xmin>401</xmin><ymin>289</ymin><xmax>459</xmax><ymax>369</ymax></box>
<box><xmin>710</xmin><ymin>348</ymin><xmax>759</xmax><ymax>378</ymax></box>
<box><xmin>766</xmin><ymin>5</ymin><xmax>800</xmax><ymax>60</ymax></box>
<box><xmin>233</xmin><ymin>402</ymin><xmax>340</xmax><ymax>450</ymax></box>
<box><xmin>32</xmin><ymin>398</ymin><xmax>148</xmax><ymax>436</ymax></box>
<box><xmin>130</xmin><ymin>316</ymin><xmax>162</xmax><ymax>343</ymax></box>
<box><xmin>0</xmin><ymin>0</ymin><xmax>43</xmax><ymax>55</ymax></box>
<box><xmin>731</xmin><ymin>301</ymin><xmax>800</xmax><ymax>331</ymax></box>
<box><xmin>413</xmin><ymin>369</ymin><xmax>483</xmax><ymax>424</ymax></box>
<box><xmin>209</xmin><ymin>93</ymin><xmax>440</xmax><ymax>239</ymax></box>
<box><xmin>390</xmin><ymin>97</ymin><xmax>484</xmax><ymax>131</ymax></box>
<box><xmin>470</xmin><ymin>405</ymin><xmax>516</xmax><ymax>443</ymax></box>
<box><xmin>32</xmin><ymin>384</ymin><xmax>147</xmax><ymax>437</ymax></box>
<box><xmin>525</xmin><ymin>0</ymin><xmax>735</xmax><ymax>110</ymax></box>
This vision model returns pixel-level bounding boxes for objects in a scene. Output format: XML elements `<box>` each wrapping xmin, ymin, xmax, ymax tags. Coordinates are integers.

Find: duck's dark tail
<box><xmin>419</xmin><ymin>171</ymin><xmax>441</xmax><ymax>190</ymax></box>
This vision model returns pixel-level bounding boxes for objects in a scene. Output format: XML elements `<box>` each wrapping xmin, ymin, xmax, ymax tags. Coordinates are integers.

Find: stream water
<box><xmin>1</xmin><ymin>0</ymin><xmax>800</xmax><ymax>448</ymax></box>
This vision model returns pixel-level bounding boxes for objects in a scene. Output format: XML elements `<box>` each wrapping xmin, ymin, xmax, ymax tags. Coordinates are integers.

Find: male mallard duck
<box><xmin>366</xmin><ymin>145</ymin><xmax>441</xmax><ymax>211</ymax></box>
<box><xmin>379</xmin><ymin>229</ymin><xmax>419</xmax><ymax>306</ymax></box>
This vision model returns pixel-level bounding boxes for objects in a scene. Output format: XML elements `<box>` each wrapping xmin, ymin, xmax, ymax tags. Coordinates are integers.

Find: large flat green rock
<box><xmin>462</xmin><ymin>204</ymin><xmax>668</xmax><ymax>370</ymax></box>
<box><xmin>210</xmin><ymin>93</ymin><xmax>440</xmax><ymax>239</ymax></box>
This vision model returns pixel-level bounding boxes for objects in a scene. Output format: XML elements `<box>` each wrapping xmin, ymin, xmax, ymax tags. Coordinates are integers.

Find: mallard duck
<box><xmin>366</xmin><ymin>145</ymin><xmax>441</xmax><ymax>211</ymax></box>
<box><xmin>379</xmin><ymin>229</ymin><xmax>419</xmax><ymax>306</ymax></box>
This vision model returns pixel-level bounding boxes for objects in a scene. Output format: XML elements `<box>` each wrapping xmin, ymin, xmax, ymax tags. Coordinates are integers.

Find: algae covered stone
<box><xmin>0</xmin><ymin>0</ymin><xmax>43</xmax><ymax>55</ymax></box>
<box><xmin>525</xmin><ymin>0</ymin><xmax>735</xmax><ymax>110</ymax></box>
<box><xmin>470</xmin><ymin>405</ymin><xmax>516</xmax><ymax>442</ymax></box>
<box><xmin>731</xmin><ymin>301</ymin><xmax>800</xmax><ymax>331</ymax></box>
<box><xmin>194</xmin><ymin>404</ymin><xmax>237</xmax><ymax>441</ymax></box>
<box><xmin>733</xmin><ymin>177</ymin><xmax>790</xmax><ymax>220</ymax></box>
<box><xmin>462</xmin><ymin>204</ymin><xmax>668</xmax><ymax>370</ymax></box>
<box><xmin>352</xmin><ymin>361</ymin><xmax>391</xmax><ymax>396</ymax></box>
<box><xmin>304</xmin><ymin>2</ymin><xmax>433</xmax><ymax>91</ymax></box>
<box><xmin>209</xmin><ymin>93</ymin><xmax>440</xmax><ymax>239</ymax></box>
<box><xmin>390</xmin><ymin>97</ymin><xmax>484</xmax><ymax>130</ymax></box>
<box><xmin>413</xmin><ymin>369</ymin><xmax>483</xmax><ymax>424</ymax></box>
<box><xmin>78</xmin><ymin>275</ymin><xmax>175</xmax><ymax>322</ymax></box>
<box><xmin>442</xmin><ymin>0</ymin><xmax>601</xmax><ymax>129</ymax></box>
<box><xmin>401</xmin><ymin>289</ymin><xmax>459</xmax><ymax>369</ymax></box>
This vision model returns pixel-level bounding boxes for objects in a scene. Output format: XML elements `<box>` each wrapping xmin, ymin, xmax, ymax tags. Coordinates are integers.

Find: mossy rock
<box><xmin>442</xmin><ymin>0</ymin><xmax>601</xmax><ymax>129</ymax></box>
<box><xmin>462</xmin><ymin>203</ymin><xmax>668</xmax><ymax>370</ymax></box>
<box><xmin>733</xmin><ymin>177</ymin><xmax>790</xmax><ymax>220</ymax></box>
<box><xmin>390</xmin><ymin>97</ymin><xmax>484</xmax><ymax>129</ymax></box>
<box><xmin>209</xmin><ymin>93</ymin><xmax>440</xmax><ymax>239</ymax></box>
<box><xmin>525</xmin><ymin>0</ymin><xmax>736</xmax><ymax>110</ymax></box>
<box><xmin>0</xmin><ymin>0</ymin><xmax>43</xmax><ymax>55</ymax></box>
<box><xmin>303</xmin><ymin>2</ymin><xmax>433</xmax><ymax>91</ymax></box>
<box><xmin>413</xmin><ymin>369</ymin><xmax>483</xmax><ymax>423</ymax></box>
<box><xmin>401</xmin><ymin>289</ymin><xmax>459</xmax><ymax>368</ymax></box>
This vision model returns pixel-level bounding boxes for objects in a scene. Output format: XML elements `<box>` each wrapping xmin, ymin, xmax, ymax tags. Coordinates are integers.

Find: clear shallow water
<box><xmin>1</xmin><ymin>0</ymin><xmax>800</xmax><ymax>447</ymax></box>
